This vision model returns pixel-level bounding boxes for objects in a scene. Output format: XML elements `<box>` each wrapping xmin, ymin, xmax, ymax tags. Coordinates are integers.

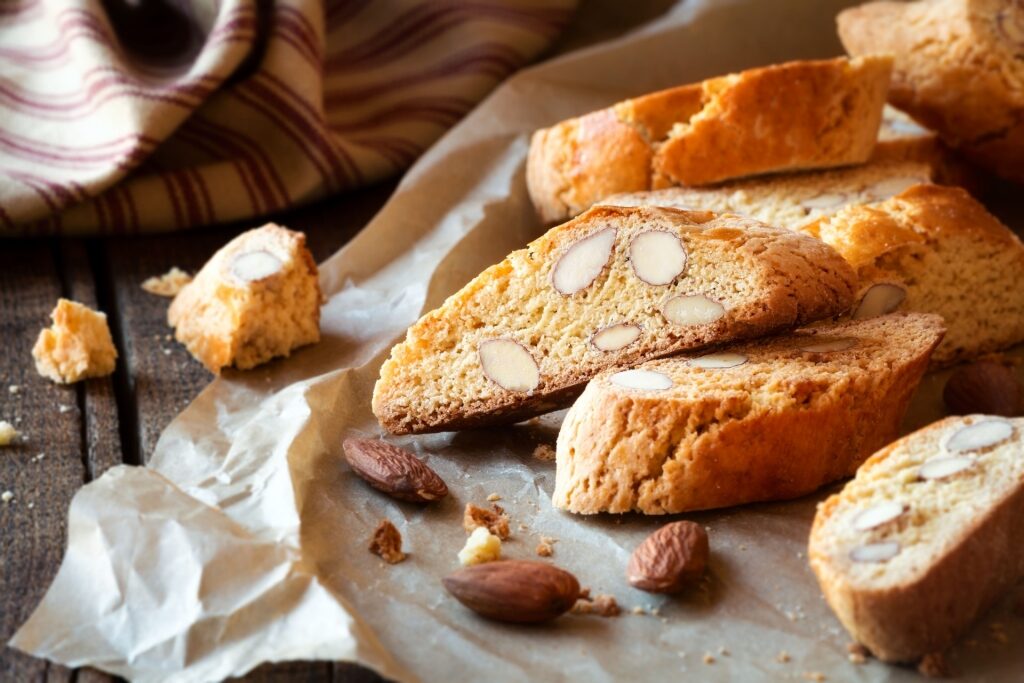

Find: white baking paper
<box><xmin>11</xmin><ymin>0</ymin><xmax>1024</xmax><ymax>680</ymax></box>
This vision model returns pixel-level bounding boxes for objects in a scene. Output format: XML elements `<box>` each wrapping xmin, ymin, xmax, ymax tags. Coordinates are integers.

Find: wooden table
<box><xmin>0</xmin><ymin>180</ymin><xmax>398</xmax><ymax>682</ymax></box>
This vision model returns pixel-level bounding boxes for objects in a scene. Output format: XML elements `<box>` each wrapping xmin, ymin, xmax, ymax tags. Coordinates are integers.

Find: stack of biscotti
<box><xmin>809</xmin><ymin>415</ymin><xmax>1024</xmax><ymax>663</ymax></box>
<box><xmin>801</xmin><ymin>183</ymin><xmax>1024</xmax><ymax>366</ymax></box>
<box><xmin>372</xmin><ymin>205</ymin><xmax>856</xmax><ymax>434</ymax></box>
<box><xmin>527</xmin><ymin>55</ymin><xmax>893</xmax><ymax>223</ymax></box>
<box><xmin>553</xmin><ymin>313</ymin><xmax>945</xmax><ymax>514</ymax></box>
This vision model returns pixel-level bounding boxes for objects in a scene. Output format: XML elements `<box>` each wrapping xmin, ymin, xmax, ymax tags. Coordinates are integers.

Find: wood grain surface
<box><xmin>0</xmin><ymin>181</ymin><xmax>395</xmax><ymax>683</ymax></box>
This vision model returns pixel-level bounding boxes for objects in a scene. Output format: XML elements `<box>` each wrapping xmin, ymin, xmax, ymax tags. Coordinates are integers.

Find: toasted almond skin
<box><xmin>442</xmin><ymin>560</ymin><xmax>580</xmax><ymax>623</ymax></box>
<box><xmin>342</xmin><ymin>438</ymin><xmax>448</xmax><ymax>503</ymax></box>
<box><xmin>627</xmin><ymin>520</ymin><xmax>709</xmax><ymax>593</ymax></box>
<box><xmin>943</xmin><ymin>361</ymin><xmax>1022</xmax><ymax>418</ymax></box>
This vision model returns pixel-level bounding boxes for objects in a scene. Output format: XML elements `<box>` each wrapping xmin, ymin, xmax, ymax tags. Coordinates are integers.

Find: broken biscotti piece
<box><xmin>168</xmin><ymin>224</ymin><xmax>320</xmax><ymax>373</ymax></box>
<box><xmin>554</xmin><ymin>313</ymin><xmax>945</xmax><ymax>514</ymax></box>
<box><xmin>839</xmin><ymin>0</ymin><xmax>1024</xmax><ymax>183</ymax></box>
<box><xmin>606</xmin><ymin>160</ymin><xmax>933</xmax><ymax>232</ymax></box>
<box><xmin>32</xmin><ymin>299</ymin><xmax>118</xmax><ymax>383</ymax></box>
<box><xmin>809</xmin><ymin>414</ymin><xmax>1024</xmax><ymax>662</ymax></box>
<box><xmin>372</xmin><ymin>205</ymin><xmax>857</xmax><ymax>435</ymax></box>
<box><xmin>527</xmin><ymin>55</ymin><xmax>892</xmax><ymax>223</ymax></box>
<box><xmin>800</xmin><ymin>184</ymin><xmax>1024</xmax><ymax>367</ymax></box>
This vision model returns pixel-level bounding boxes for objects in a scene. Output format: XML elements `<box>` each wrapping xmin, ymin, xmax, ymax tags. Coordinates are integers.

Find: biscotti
<box><xmin>33</xmin><ymin>299</ymin><xmax>118</xmax><ymax>383</ymax></box>
<box><xmin>372</xmin><ymin>205</ymin><xmax>857</xmax><ymax>435</ymax></box>
<box><xmin>527</xmin><ymin>55</ymin><xmax>893</xmax><ymax>223</ymax></box>
<box><xmin>168</xmin><ymin>224</ymin><xmax>321</xmax><ymax>373</ymax></box>
<box><xmin>553</xmin><ymin>313</ymin><xmax>945</xmax><ymax>515</ymax></box>
<box><xmin>605</xmin><ymin>159</ymin><xmax>932</xmax><ymax>232</ymax></box>
<box><xmin>809</xmin><ymin>415</ymin><xmax>1024</xmax><ymax>662</ymax></box>
<box><xmin>839</xmin><ymin>0</ymin><xmax>1024</xmax><ymax>183</ymax></box>
<box><xmin>872</xmin><ymin>105</ymin><xmax>976</xmax><ymax>190</ymax></box>
<box><xmin>800</xmin><ymin>183</ymin><xmax>1024</xmax><ymax>367</ymax></box>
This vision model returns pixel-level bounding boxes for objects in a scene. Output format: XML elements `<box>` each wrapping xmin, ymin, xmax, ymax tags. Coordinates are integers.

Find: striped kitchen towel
<box><xmin>0</xmin><ymin>0</ymin><xmax>577</xmax><ymax>235</ymax></box>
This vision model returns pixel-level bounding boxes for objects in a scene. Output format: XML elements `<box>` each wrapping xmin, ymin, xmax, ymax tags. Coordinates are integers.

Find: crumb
<box><xmin>33</xmin><ymin>299</ymin><xmax>117</xmax><ymax>383</ymax></box>
<box><xmin>578</xmin><ymin>587</ymin><xmax>591</xmax><ymax>600</ymax></box>
<box><xmin>571</xmin><ymin>592</ymin><xmax>620</xmax><ymax>617</ymax></box>
<box><xmin>463</xmin><ymin>503</ymin><xmax>510</xmax><ymax>540</ymax></box>
<box><xmin>848</xmin><ymin>652</ymin><xmax>866</xmax><ymax>665</ymax></box>
<box><xmin>26</xmin><ymin>501</ymin><xmax>34</xmax><ymax>509</ymax></box>
<box><xmin>58</xmin><ymin>404</ymin><xmax>72</xmax><ymax>414</ymax></box>
<box><xmin>532</xmin><ymin>444</ymin><xmax>555</xmax><ymax>461</ymax></box>
<box><xmin>518</xmin><ymin>523</ymin><xmax>529</xmax><ymax>532</ymax></box>
<box><xmin>802</xmin><ymin>673</ymin><xmax>826</xmax><ymax>682</ymax></box>
<box><xmin>8</xmin><ymin>385</ymin><xmax>19</xmax><ymax>394</ymax></box>
<box><xmin>677</xmin><ymin>651</ymin><xmax>686</xmax><ymax>659</ymax></box>
<box><xmin>739</xmin><ymin>544</ymin><xmax>747</xmax><ymax>551</ymax></box>
<box><xmin>846</xmin><ymin>642</ymin><xmax>869</xmax><ymax>665</ymax></box>
<box><xmin>718</xmin><ymin>646</ymin><xmax>729</xmax><ymax>656</ymax></box>
<box><xmin>141</xmin><ymin>267</ymin><xmax>192</xmax><ymax>297</ymax></box>
<box><xmin>703</xmin><ymin>653</ymin><xmax>715</xmax><ymax>665</ymax></box>
<box><xmin>631</xmin><ymin>606</ymin><xmax>646</xmax><ymax>615</ymax></box>
<box><xmin>651</xmin><ymin>606</ymin><xmax>662</xmax><ymax>617</ymax></box>
<box><xmin>0</xmin><ymin>420</ymin><xmax>18</xmax><ymax>446</ymax></box>
<box><xmin>917</xmin><ymin>652</ymin><xmax>954</xmax><ymax>678</ymax></box>
<box><xmin>458</xmin><ymin>526</ymin><xmax>501</xmax><ymax>566</ymax></box>
<box><xmin>1</xmin><ymin>490</ymin><xmax>13</xmax><ymax>504</ymax></box>
<box><xmin>536</xmin><ymin>535</ymin><xmax>557</xmax><ymax>557</ymax></box>
<box><xmin>776</xmin><ymin>651</ymin><xmax>791</xmax><ymax>663</ymax></box>
<box><xmin>163</xmin><ymin>348</ymin><xmax>172</xmax><ymax>356</ymax></box>
<box><xmin>368</xmin><ymin>520</ymin><xmax>405</xmax><ymax>564</ymax></box>
<box><xmin>486</xmin><ymin>492</ymin><xmax>501</xmax><ymax>502</ymax></box>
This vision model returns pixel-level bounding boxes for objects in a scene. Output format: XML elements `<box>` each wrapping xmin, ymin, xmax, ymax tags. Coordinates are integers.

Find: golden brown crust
<box><xmin>372</xmin><ymin>205</ymin><xmax>857</xmax><ymax>435</ymax></box>
<box><xmin>809</xmin><ymin>416</ymin><xmax>1024</xmax><ymax>662</ymax></box>
<box><xmin>839</xmin><ymin>0</ymin><xmax>1024</xmax><ymax>183</ymax></box>
<box><xmin>526</xmin><ymin>56</ymin><xmax>892</xmax><ymax>223</ymax></box>
<box><xmin>553</xmin><ymin>313</ymin><xmax>944</xmax><ymax>514</ymax></box>
<box><xmin>801</xmin><ymin>184</ymin><xmax>1024</xmax><ymax>366</ymax></box>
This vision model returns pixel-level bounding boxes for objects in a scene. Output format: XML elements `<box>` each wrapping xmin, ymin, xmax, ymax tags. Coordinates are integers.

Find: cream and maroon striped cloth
<box><xmin>0</xmin><ymin>0</ymin><xmax>577</xmax><ymax>235</ymax></box>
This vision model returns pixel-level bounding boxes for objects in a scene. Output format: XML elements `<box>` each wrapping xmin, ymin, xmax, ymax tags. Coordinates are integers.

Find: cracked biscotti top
<box><xmin>526</xmin><ymin>55</ymin><xmax>892</xmax><ymax>223</ymax></box>
<box><xmin>605</xmin><ymin>159</ymin><xmax>932</xmax><ymax>232</ymax></box>
<box><xmin>839</xmin><ymin>0</ymin><xmax>1024</xmax><ymax>183</ymax></box>
<box><xmin>372</xmin><ymin>205</ymin><xmax>856</xmax><ymax>435</ymax></box>
<box><xmin>800</xmin><ymin>183</ymin><xmax>1024</xmax><ymax>367</ymax></box>
<box><xmin>809</xmin><ymin>414</ymin><xmax>1024</xmax><ymax>662</ymax></box>
<box><xmin>553</xmin><ymin>313</ymin><xmax>945</xmax><ymax>515</ymax></box>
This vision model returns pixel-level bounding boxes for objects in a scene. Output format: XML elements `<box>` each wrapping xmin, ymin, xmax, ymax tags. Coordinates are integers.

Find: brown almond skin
<box><xmin>943</xmin><ymin>361</ymin><xmax>1022</xmax><ymax>418</ymax></box>
<box><xmin>627</xmin><ymin>520</ymin><xmax>709</xmax><ymax>593</ymax></box>
<box><xmin>342</xmin><ymin>438</ymin><xmax>448</xmax><ymax>503</ymax></box>
<box><xmin>443</xmin><ymin>560</ymin><xmax>580</xmax><ymax>623</ymax></box>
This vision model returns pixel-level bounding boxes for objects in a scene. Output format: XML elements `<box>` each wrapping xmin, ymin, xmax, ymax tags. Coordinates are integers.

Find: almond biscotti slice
<box><xmin>605</xmin><ymin>159</ymin><xmax>933</xmax><ymax>232</ymax></box>
<box><xmin>372</xmin><ymin>205</ymin><xmax>857</xmax><ymax>435</ymax></box>
<box><xmin>800</xmin><ymin>183</ymin><xmax>1024</xmax><ymax>367</ymax></box>
<box><xmin>839</xmin><ymin>0</ymin><xmax>1024</xmax><ymax>184</ymax></box>
<box><xmin>554</xmin><ymin>313</ymin><xmax>945</xmax><ymax>515</ymax></box>
<box><xmin>809</xmin><ymin>414</ymin><xmax>1024</xmax><ymax>663</ymax></box>
<box><xmin>168</xmin><ymin>223</ymin><xmax>321</xmax><ymax>373</ymax></box>
<box><xmin>527</xmin><ymin>55</ymin><xmax>892</xmax><ymax>223</ymax></box>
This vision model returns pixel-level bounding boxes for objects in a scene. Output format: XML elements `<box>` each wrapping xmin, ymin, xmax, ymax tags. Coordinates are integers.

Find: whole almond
<box><xmin>627</xmin><ymin>520</ymin><xmax>709</xmax><ymax>593</ymax></box>
<box><xmin>442</xmin><ymin>560</ymin><xmax>580</xmax><ymax>623</ymax></box>
<box><xmin>342</xmin><ymin>438</ymin><xmax>448</xmax><ymax>503</ymax></box>
<box><xmin>943</xmin><ymin>361</ymin><xmax>1022</xmax><ymax>417</ymax></box>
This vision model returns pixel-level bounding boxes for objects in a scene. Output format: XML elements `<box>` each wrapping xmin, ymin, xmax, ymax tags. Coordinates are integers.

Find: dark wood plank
<box><xmin>0</xmin><ymin>241</ymin><xmax>92</xmax><ymax>682</ymax></box>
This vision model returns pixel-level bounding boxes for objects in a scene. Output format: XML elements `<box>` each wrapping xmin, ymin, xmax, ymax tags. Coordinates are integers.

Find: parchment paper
<box><xmin>11</xmin><ymin>0</ymin><xmax>1024</xmax><ymax>681</ymax></box>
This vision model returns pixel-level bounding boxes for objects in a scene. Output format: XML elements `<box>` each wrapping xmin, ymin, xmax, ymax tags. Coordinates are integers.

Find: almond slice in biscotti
<box><xmin>168</xmin><ymin>223</ymin><xmax>321</xmax><ymax>373</ymax></box>
<box><xmin>553</xmin><ymin>313</ymin><xmax>945</xmax><ymax>515</ymax></box>
<box><xmin>809</xmin><ymin>415</ymin><xmax>1024</xmax><ymax>664</ymax></box>
<box><xmin>800</xmin><ymin>183</ymin><xmax>1024</xmax><ymax>368</ymax></box>
<box><xmin>371</xmin><ymin>205</ymin><xmax>857</xmax><ymax>435</ymax></box>
<box><xmin>527</xmin><ymin>55</ymin><xmax>892</xmax><ymax>223</ymax></box>
<box><xmin>606</xmin><ymin>159</ymin><xmax>935</xmax><ymax>232</ymax></box>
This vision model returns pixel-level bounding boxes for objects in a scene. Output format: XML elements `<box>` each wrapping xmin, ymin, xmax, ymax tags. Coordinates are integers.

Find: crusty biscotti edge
<box><xmin>372</xmin><ymin>205</ymin><xmax>857</xmax><ymax>435</ymax></box>
<box><xmin>808</xmin><ymin>416</ymin><xmax>1024</xmax><ymax>662</ymax></box>
<box><xmin>553</xmin><ymin>313</ymin><xmax>944</xmax><ymax>514</ymax></box>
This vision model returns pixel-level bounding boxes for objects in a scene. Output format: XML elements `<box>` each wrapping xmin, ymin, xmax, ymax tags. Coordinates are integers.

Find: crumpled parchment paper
<box><xmin>11</xmin><ymin>0</ymin><xmax>1024</xmax><ymax>681</ymax></box>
